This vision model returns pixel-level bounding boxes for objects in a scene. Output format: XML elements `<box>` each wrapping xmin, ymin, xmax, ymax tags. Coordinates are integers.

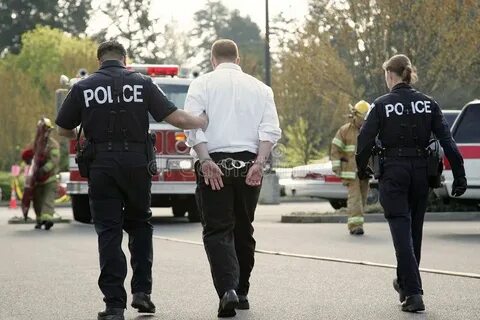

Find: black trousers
<box><xmin>195</xmin><ymin>151</ymin><xmax>261</xmax><ymax>298</ymax></box>
<box><xmin>88</xmin><ymin>153</ymin><xmax>153</xmax><ymax>309</ymax></box>
<box><xmin>379</xmin><ymin>158</ymin><xmax>429</xmax><ymax>297</ymax></box>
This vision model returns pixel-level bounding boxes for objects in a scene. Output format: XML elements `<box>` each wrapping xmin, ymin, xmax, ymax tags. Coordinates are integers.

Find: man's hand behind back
<box><xmin>201</xmin><ymin>160</ymin><xmax>224</xmax><ymax>190</ymax></box>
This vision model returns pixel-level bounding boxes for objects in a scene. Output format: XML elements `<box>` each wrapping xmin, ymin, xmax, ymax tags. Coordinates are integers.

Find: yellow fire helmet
<box><xmin>37</xmin><ymin>117</ymin><xmax>54</xmax><ymax>129</ymax></box>
<box><xmin>353</xmin><ymin>100</ymin><xmax>370</xmax><ymax>117</ymax></box>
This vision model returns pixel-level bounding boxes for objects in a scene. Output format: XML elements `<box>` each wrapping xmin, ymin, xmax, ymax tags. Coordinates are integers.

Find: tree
<box><xmin>0</xmin><ymin>26</ymin><xmax>98</xmax><ymax>170</ymax></box>
<box><xmin>0</xmin><ymin>0</ymin><xmax>91</xmax><ymax>55</ymax></box>
<box><xmin>273</xmin><ymin>29</ymin><xmax>356</xmax><ymax>165</ymax></box>
<box><xmin>191</xmin><ymin>1</ymin><xmax>264</xmax><ymax>77</ymax></box>
<box><xmin>93</xmin><ymin>0</ymin><xmax>188</xmax><ymax>64</ymax></box>
<box><xmin>307</xmin><ymin>0</ymin><xmax>480</xmax><ymax>107</ymax></box>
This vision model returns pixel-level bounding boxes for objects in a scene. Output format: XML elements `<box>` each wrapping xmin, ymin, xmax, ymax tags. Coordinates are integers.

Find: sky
<box><xmin>87</xmin><ymin>0</ymin><xmax>310</xmax><ymax>36</ymax></box>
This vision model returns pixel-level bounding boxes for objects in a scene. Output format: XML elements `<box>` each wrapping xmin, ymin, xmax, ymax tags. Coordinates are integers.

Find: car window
<box><xmin>453</xmin><ymin>104</ymin><xmax>480</xmax><ymax>143</ymax></box>
<box><xmin>443</xmin><ymin>112</ymin><xmax>459</xmax><ymax>129</ymax></box>
<box><xmin>149</xmin><ymin>83</ymin><xmax>189</xmax><ymax>123</ymax></box>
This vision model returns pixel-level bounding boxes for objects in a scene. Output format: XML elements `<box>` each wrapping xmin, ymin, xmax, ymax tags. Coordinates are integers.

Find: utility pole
<box><xmin>265</xmin><ymin>0</ymin><xmax>271</xmax><ymax>86</ymax></box>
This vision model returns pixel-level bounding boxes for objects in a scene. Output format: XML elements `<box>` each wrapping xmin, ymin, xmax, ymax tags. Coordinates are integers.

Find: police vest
<box><xmin>81</xmin><ymin>68</ymin><xmax>151</xmax><ymax>144</ymax></box>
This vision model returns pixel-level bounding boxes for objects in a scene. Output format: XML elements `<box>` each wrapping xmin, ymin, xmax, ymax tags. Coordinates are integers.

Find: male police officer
<box><xmin>56</xmin><ymin>40</ymin><xmax>207</xmax><ymax>320</ymax></box>
<box><xmin>356</xmin><ymin>54</ymin><xmax>467</xmax><ymax>312</ymax></box>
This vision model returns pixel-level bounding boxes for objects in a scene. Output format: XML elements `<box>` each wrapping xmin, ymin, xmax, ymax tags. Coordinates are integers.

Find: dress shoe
<box><xmin>393</xmin><ymin>279</ymin><xmax>406</xmax><ymax>302</ymax></box>
<box><xmin>236</xmin><ymin>295</ymin><xmax>249</xmax><ymax>310</ymax></box>
<box><xmin>349</xmin><ymin>227</ymin><xmax>364</xmax><ymax>235</ymax></box>
<box><xmin>97</xmin><ymin>307</ymin><xmax>124</xmax><ymax>320</ymax></box>
<box><xmin>401</xmin><ymin>294</ymin><xmax>425</xmax><ymax>313</ymax></box>
<box><xmin>131</xmin><ymin>292</ymin><xmax>156</xmax><ymax>313</ymax></box>
<box><xmin>218</xmin><ymin>289</ymin><xmax>239</xmax><ymax>318</ymax></box>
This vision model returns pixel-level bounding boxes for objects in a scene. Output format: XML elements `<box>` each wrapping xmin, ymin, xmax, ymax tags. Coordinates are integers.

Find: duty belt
<box><xmin>384</xmin><ymin>147</ymin><xmax>427</xmax><ymax>158</ymax></box>
<box><xmin>216</xmin><ymin>158</ymin><xmax>254</xmax><ymax>170</ymax></box>
<box><xmin>95</xmin><ymin>142</ymin><xmax>146</xmax><ymax>153</ymax></box>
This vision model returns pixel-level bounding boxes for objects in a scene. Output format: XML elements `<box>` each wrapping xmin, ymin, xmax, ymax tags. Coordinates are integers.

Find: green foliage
<box><xmin>308</xmin><ymin>0</ymin><xmax>480</xmax><ymax>107</ymax></box>
<box><xmin>273</xmin><ymin>31</ymin><xmax>354</xmax><ymax>165</ymax></box>
<box><xmin>282</xmin><ymin>118</ymin><xmax>323</xmax><ymax>166</ymax></box>
<box><xmin>0</xmin><ymin>26</ymin><xmax>98</xmax><ymax>170</ymax></box>
<box><xmin>191</xmin><ymin>1</ymin><xmax>264</xmax><ymax>77</ymax></box>
<box><xmin>0</xmin><ymin>0</ymin><xmax>91</xmax><ymax>54</ymax></box>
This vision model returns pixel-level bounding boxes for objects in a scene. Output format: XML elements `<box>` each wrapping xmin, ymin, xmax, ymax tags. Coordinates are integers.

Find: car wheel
<box><xmin>329</xmin><ymin>199</ymin><xmax>347</xmax><ymax>210</ymax></box>
<box><xmin>71</xmin><ymin>194</ymin><xmax>92</xmax><ymax>224</ymax></box>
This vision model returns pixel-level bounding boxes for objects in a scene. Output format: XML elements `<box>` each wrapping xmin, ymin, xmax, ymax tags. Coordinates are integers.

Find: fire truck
<box><xmin>56</xmin><ymin>65</ymin><xmax>200</xmax><ymax>223</ymax></box>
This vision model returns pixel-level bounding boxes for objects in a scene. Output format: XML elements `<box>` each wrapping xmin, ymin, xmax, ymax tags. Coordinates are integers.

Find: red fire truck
<box><xmin>57</xmin><ymin>65</ymin><xmax>200</xmax><ymax>223</ymax></box>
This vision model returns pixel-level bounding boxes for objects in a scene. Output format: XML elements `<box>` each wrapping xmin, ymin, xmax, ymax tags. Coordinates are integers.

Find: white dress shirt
<box><xmin>184</xmin><ymin>63</ymin><xmax>282</xmax><ymax>156</ymax></box>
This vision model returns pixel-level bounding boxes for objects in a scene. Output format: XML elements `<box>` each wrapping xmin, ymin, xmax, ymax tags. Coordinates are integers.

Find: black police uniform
<box><xmin>356</xmin><ymin>83</ymin><xmax>466</xmax><ymax>298</ymax></box>
<box><xmin>55</xmin><ymin>60</ymin><xmax>177</xmax><ymax>309</ymax></box>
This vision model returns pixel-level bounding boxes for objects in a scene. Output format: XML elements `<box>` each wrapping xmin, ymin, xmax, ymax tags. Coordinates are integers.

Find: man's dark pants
<box><xmin>195</xmin><ymin>151</ymin><xmax>261</xmax><ymax>298</ymax></box>
<box><xmin>379</xmin><ymin>158</ymin><xmax>429</xmax><ymax>297</ymax></box>
<box><xmin>88</xmin><ymin>152</ymin><xmax>153</xmax><ymax>309</ymax></box>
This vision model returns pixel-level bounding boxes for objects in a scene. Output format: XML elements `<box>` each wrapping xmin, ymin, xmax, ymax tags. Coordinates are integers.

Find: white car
<box><xmin>435</xmin><ymin>101</ymin><xmax>480</xmax><ymax>203</ymax></box>
<box><xmin>283</xmin><ymin>162</ymin><xmax>347</xmax><ymax>209</ymax></box>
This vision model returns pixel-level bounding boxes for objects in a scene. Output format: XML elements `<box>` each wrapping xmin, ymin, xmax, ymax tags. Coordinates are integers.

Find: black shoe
<box><xmin>44</xmin><ymin>221</ymin><xmax>54</xmax><ymax>230</ymax></box>
<box><xmin>237</xmin><ymin>295</ymin><xmax>249</xmax><ymax>310</ymax></box>
<box><xmin>349</xmin><ymin>227</ymin><xmax>364</xmax><ymax>235</ymax></box>
<box><xmin>401</xmin><ymin>294</ymin><xmax>425</xmax><ymax>313</ymax></box>
<box><xmin>97</xmin><ymin>308</ymin><xmax>125</xmax><ymax>320</ymax></box>
<box><xmin>34</xmin><ymin>221</ymin><xmax>44</xmax><ymax>229</ymax></box>
<box><xmin>393</xmin><ymin>279</ymin><xmax>406</xmax><ymax>303</ymax></box>
<box><xmin>218</xmin><ymin>289</ymin><xmax>239</xmax><ymax>318</ymax></box>
<box><xmin>131</xmin><ymin>292</ymin><xmax>156</xmax><ymax>313</ymax></box>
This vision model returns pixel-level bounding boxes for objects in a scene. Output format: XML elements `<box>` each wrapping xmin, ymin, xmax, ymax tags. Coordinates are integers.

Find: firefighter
<box><xmin>356</xmin><ymin>54</ymin><xmax>467</xmax><ymax>312</ymax></box>
<box><xmin>22</xmin><ymin>118</ymin><xmax>60</xmax><ymax>230</ymax></box>
<box><xmin>55</xmin><ymin>40</ymin><xmax>207</xmax><ymax>320</ymax></box>
<box><xmin>331</xmin><ymin>100</ymin><xmax>370</xmax><ymax>235</ymax></box>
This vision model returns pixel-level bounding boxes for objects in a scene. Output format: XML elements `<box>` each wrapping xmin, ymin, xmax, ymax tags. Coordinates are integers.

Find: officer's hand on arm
<box><xmin>164</xmin><ymin>110</ymin><xmax>207</xmax><ymax>130</ymax></box>
<box><xmin>452</xmin><ymin>176</ymin><xmax>467</xmax><ymax>197</ymax></box>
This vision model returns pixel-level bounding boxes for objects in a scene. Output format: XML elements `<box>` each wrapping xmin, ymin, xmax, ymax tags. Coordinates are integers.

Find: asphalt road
<box><xmin>0</xmin><ymin>202</ymin><xmax>479</xmax><ymax>320</ymax></box>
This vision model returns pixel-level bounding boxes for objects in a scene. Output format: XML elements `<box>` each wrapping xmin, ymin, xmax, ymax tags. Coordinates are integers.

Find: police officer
<box><xmin>55</xmin><ymin>40</ymin><xmax>207</xmax><ymax>320</ymax></box>
<box><xmin>356</xmin><ymin>54</ymin><xmax>467</xmax><ymax>313</ymax></box>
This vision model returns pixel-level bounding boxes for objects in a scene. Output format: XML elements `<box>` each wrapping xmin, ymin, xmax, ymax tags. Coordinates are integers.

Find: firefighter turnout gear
<box><xmin>331</xmin><ymin>101</ymin><xmax>370</xmax><ymax>233</ymax></box>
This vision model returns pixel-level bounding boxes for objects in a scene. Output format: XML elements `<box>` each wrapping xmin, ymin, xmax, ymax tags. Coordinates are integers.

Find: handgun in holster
<box><xmin>426</xmin><ymin>139</ymin><xmax>443</xmax><ymax>188</ymax></box>
<box><xmin>146</xmin><ymin>132</ymin><xmax>158</xmax><ymax>176</ymax></box>
<box><xmin>371</xmin><ymin>144</ymin><xmax>385</xmax><ymax>179</ymax></box>
<box><xmin>74</xmin><ymin>124</ymin><xmax>95</xmax><ymax>178</ymax></box>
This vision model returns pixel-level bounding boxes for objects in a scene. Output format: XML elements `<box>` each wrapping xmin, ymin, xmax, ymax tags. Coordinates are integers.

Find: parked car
<box><xmin>434</xmin><ymin>101</ymin><xmax>480</xmax><ymax>203</ymax></box>
<box><xmin>283</xmin><ymin>162</ymin><xmax>378</xmax><ymax>209</ymax></box>
<box><xmin>275</xmin><ymin>168</ymin><xmax>293</xmax><ymax>197</ymax></box>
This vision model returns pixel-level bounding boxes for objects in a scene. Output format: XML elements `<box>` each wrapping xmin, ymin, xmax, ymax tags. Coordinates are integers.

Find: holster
<box><xmin>371</xmin><ymin>145</ymin><xmax>385</xmax><ymax>179</ymax></box>
<box><xmin>75</xmin><ymin>139</ymin><xmax>95</xmax><ymax>178</ymax></box>
<box><xmin>427</xmin><ymin>140</ymin><xmax>443</xmax><ymax>188</ymax></box>
<box><xmin>146</xmin><ymin>132</ymin><xmax>158</xmax><ymax>176</ymax></box>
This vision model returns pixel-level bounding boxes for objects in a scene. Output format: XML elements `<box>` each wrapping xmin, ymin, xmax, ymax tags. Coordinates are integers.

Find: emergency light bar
<box><xmin>127</xmin><ymin>64</ymin><xmax>179</xmax><ymax>77</ymax></box>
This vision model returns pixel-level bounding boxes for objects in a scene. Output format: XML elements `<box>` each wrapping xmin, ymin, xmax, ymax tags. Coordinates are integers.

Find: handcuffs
<box><xmin>200</xmin><ymin>157</ymin><xmax>264</xmax><ymax>170</ymax></box>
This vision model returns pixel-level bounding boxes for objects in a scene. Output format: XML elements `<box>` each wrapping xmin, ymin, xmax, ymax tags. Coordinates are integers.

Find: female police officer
<box><xmin>356</xmin><ymin>54</ymin><xmax>467</xmax><ymax>312</ymax></box>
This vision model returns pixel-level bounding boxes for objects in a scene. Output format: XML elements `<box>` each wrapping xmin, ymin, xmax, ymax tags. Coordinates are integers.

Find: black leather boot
<box><xmin>393</xmin><ymin>279</ymin><xmax>406</xmax><ymax>302</ymax></box>
<box><xmin>97</xmin><ymin>307</ymin><xmax>124</xmax><ymax>320</ymax></box>
<box><xmin>402</xmin><ymin>294</ymin><xmax>425</xmax><ymax>313</ymax></box>
<box><xmin>218</xmin><ymin>289</ymin><xmax>239</xmax><ymax>318</ymax></box>
<box><xmin>131</xmin><ymin>292</ymin><xmax>156</xmax><ymax>313</ymax></box>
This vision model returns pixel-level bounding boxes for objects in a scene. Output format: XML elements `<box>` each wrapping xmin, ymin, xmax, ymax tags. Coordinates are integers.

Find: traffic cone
<box><xmin>9</xmin><ymin>189</ymin><xmax>17</xmax><ymax>209</ymax></box>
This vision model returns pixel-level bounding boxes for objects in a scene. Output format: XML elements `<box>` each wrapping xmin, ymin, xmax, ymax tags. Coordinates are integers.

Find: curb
<box><xmin>281</xmin><ymin>212</ymin><xmax>480</xmax><ymax>223</ymax></box>
<box><xmin>8</xmin><ymin>216</ymin><xmax>71</xmax><ymax>224</ymax></box>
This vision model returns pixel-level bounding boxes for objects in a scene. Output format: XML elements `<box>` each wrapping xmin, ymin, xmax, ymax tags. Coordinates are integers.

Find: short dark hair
<box><xmin>97</xmin><ymin>40</ymin><xmax>127</xmax><ymax>61</ymax></box>
<box><xmin>211</xmin><ymin>39</ymin><xmax>239</xmax><ymax>61</ymax></box>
